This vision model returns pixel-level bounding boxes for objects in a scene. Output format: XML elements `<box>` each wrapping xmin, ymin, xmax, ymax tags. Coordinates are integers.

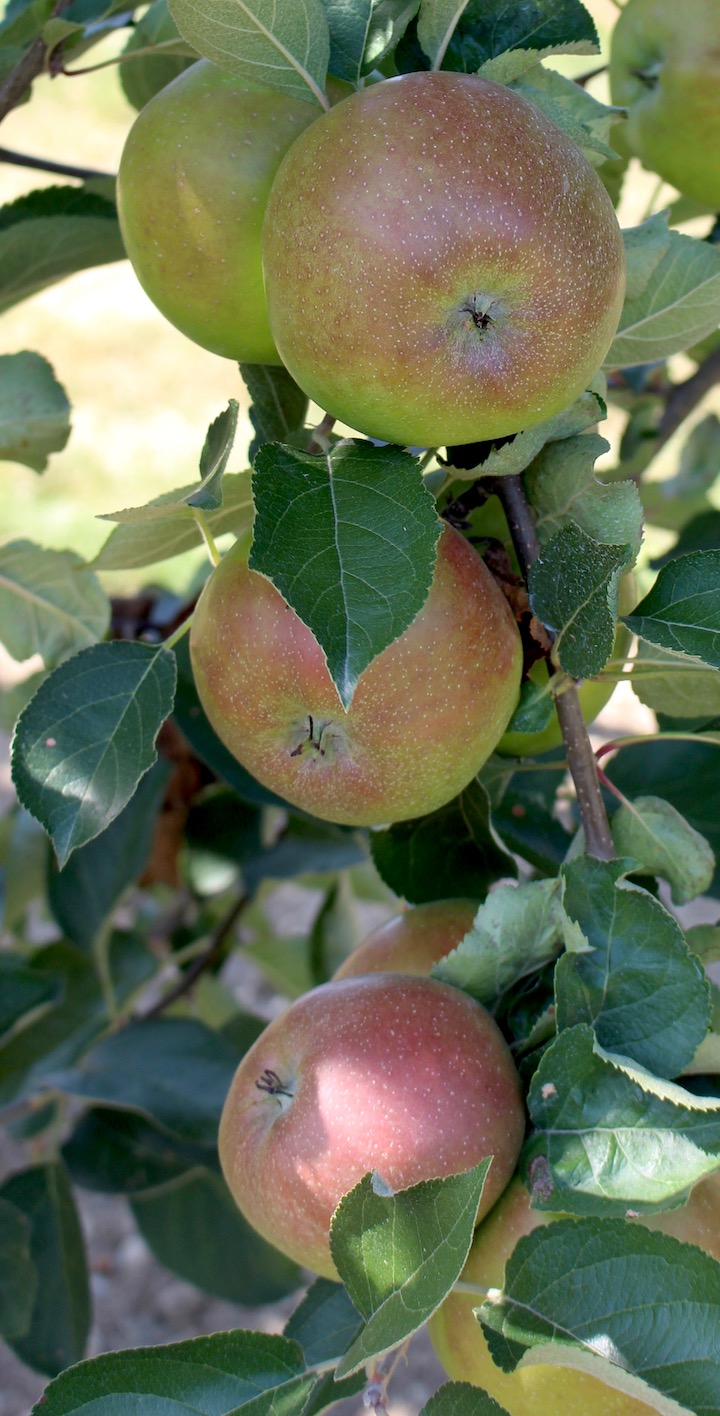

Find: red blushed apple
<box><xmin>189</xmin><ymin>524</ymin><xmax>522</xmax><ymax>827</ymax></box>
<box><xmin>262</xmin><ymin>71</ymin><xmax>626</xmax><ymax>449</ymax></box>
<box><xmin>218</xmin><ymin>973</ymin><xmax>525</xmax><ymax>1279</ymax></box>
<box><xmin>428</xmin><ymin>1174</ymin><xmax>720</xmax><ymax>1415</ymax></box>
<box><xmin>334</xmin><ymin>899</ymin><xmax>479</xmax><ymax>980</ymax></box>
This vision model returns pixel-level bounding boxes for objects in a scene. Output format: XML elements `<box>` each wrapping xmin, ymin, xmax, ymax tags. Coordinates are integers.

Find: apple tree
<box><xmin>2</xmin><ymin>0</ymin><xmax>720</xmax><ymax>1413</ymax></box>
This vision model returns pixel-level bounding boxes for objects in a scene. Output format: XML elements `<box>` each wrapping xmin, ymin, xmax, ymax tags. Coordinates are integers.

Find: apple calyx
<box><xmin>289</xmin><ymin>713</ymin><xmax>345</xmax><ymax>761</ymax></box>
<box><xmin>255</xmin><ymin>1068</ymin><xmax>294</xmax><ymax>1109</ymax></box>
<box><xmin>460</xmin><ymin>295</ymin><xmax>498</xmax><ymax>333</ymax></box>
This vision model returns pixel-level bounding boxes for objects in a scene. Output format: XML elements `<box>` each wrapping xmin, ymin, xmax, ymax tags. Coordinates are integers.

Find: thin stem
<box><xmin>641</xmin><ymin>176</ymin><xmax>665</xmax><ymax>222</ymax></box>
<box><xmin>60</xmin><ymin>37</ymin><xmax>191</xmax><ymax>77</ymax></box>
<box><xmin>596</xmin><ymin>730</ymin><xmax>720</xmax><ymax>763</ymax></box>
<box><xmin>652</xmin><ymin>345</ymin><xmax>720</xmax><ymax>456</ymax></box>
<box><xmin>0</xmin><ymin>0</ymin><xmax>73</xmax><ymax>123</ymax></box>
<box><xmin>162</xmin><ymin>614</ymin><xmax>193</xmax><ymax>653</ymax></box>
<box><xmin>192</xmin><ymin>508</ymin><xmax>221</xmax><ymax>566</ymax></box>
<box><xmin>493</xmin><ymin>473</ymin><xmax>615</xmax><ymax>860</ymax></box>
<box><xmin>0</xmin><ymin>145</ymin><xmax>115</xmax><ymax>181</ymax></box>
<box><xmin>307</xmin><ymin>412</ymin><xmax>336</xmax><ymax>454</ymax></box>
<box><xmin>575</xmin><ymin>65</ymin><xmax>607</xmax><ymax>88</ymax></box>
<box><xmin>137</xmin><ymin>891</ymin><xmax>249</xmax><ymax>1021</ymax></box>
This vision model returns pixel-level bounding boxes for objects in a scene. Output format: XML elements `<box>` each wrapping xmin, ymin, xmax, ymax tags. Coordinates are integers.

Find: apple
<box><xmin>261</xmin><ymin>71</ymin><xmax>626</xmax><ymax>450</ymax></box>
<box><xmin>334</xmin><ymin>899</ymin><xmax>479</xmax><ymax>980</ymax></box>
<box><xmin>218</xmin><ymin>972</ymin><xmax>526</xmax><ymax>1278</ymax></box>
<box><xmin>428</xmin><ymin>1173</ymin><xmax>720</xmax><ymax>1415</ymax></box>
<box><xmin>116</xmin><ymin>59</ymin><xmax>319</xmax><ymax>363</ymax></box>
<box><xmin>189</xmin><ymin>523</ymin><xmax>522</xmax><ymax>827</ymax></box>
<box><xmin>609</xmin><ymin>0</ymin><xmax>720</xmax><ymax>210</ymax></box>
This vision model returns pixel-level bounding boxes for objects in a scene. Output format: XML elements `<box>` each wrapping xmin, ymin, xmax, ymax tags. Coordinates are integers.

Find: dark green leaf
<box><xmin>0</xmin><ymin>186</ymin><xmax>125</xmax><ymax>314</ymax></box>
<box><xmin>0</xmin><ymin>541</ymin><xmax>110</xmax><ymax>667</ymax></box>
<box><xmin>371</xmin><ymin>779</ymin><xmax>517</xmax><ymax>904</ymax></box>
<box><xmin>652</xmin><ymin>509</ymin><xmax>720</xmax><ymax>568</ymax></box>
<box><xmin>62</xmin><ymin>1106</ymin><xmax>217</xmax><ymax>1195</ymax></box>
<box><xmin>48</xmin><ymin>757</ymin><xmax>172</xmax><ymax>951</ymax></box>
<box><xmin>522</xmin><ymin>1025</ymin><xmax>720</xmax><ymax>1214</ymax></box>
<box><xmin>479</xmin><ymin>1219</ymin><xmax>720</xmax><ymax>1416</ymax></box>
<box><xmin>502</xmin><ymin>678</ymin><xmax>554</xmax><ymax>736</ymax></box>
<box><xmin>11</xmin><ymin>641</ymin><xmax>177</xmax><ymax>866</ymax></box>
<box><xmin>240</xmin><ymin>363</ymin><xmax>309</xmax><ymax>460</ymax></box>
<box><xmin>624</xmin><ymin>551</ymin><xmax>720</xmax><ymax>670</ymax></box>
<box><xmin>250</xmin><ymin>440</ymin><xmax>441</xmax><ymax>709</ymax></box>
<box><xmin>421</xmin><ymin>1384</ymin><xmax>510</xmax><ymax>1416</ymax></box>
<box><xmin>0</xmin><ymin>1162</ymin><xmax>89</xmax><ymax>1376</ymax></box>
<box><xmin>0</xmin><ymin>351</ymin><xmax>70</xmax><ymax>471</ymax></box>
<box><xmin>49</xmin><ymin>1016</ymin><xmax>242</xmax><ymax>1146</ymax></box>
<box><xmin>186</xmin><ymin>399</ymin><xmax>238</xmax><ymax>510</ymax></box>
<box><xmin>132</xmin><ymin>1170</ymin><xmax>301</xmax><ymax>1303</ymax></box>
<box><xmin>33</xmin><ymin>1330</ymin><xmax>315</xmax><ymax>1415</ymax></box>
<box><xmin>529</xmin><ymin>527</ymin><xmax>630</xmax><ymax>677</ymax></box>
<box><xmin>607</xmin><ymin>735</ymin><xmax>720</xmax><ymax>897</ymax></box>
<box><xmin>332</xmin><ymin>1161</ymin><xmax>492</xmax><ymax>1376</ymax></box>
<box><xmin>0</xmin><ymin>1196</ymin><xmax>36</xmax><ymax>1340</ymax></box>
<box><xmin>557</xmin><ymin>857</ymin><xmax>711</xmax><ymax>1076</ymax></box>
<box><xmin>324</xmin><ymin>0</ymin><xmax>418</xmax><ymax>79</ymax></box>
<box><xmin>0</xmin><ymin>952</ymin><xmax>60</xmax><ymax>1039</ymax></box>
<box><xmin>525</xmin><ymin>434</ymin><xmax>642</xmax><ymax>555</ymax></box>
<box><xmin>414</xmin><ymin>0</ymin><xmax>598</xmax><ymax>71</ymax></box>
<box><xmin>168</xmin><ymin>0</ymin><xmax>330</xmax><ymax>105</ymax></box>
<box><xmin>120</xmin><ymin>0</ymin><xmax>196</xmax><ymax>110</ymax></box>
<box><xmin>610</xmin><ymin>794</ymin><xmax>715</xmax><ymax>904</ymax></box>
<box><xmin>284</xmin><ymin>1278</ymin><xmax>362</xmax><ymax>1366</ymax></box>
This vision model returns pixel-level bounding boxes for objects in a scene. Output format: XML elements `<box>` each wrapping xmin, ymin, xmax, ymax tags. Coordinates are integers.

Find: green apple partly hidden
<box><xmin>116</xmin><ymin>59</ymin><xmax>318</xmax><ymax>362</ymax></box>
<box><xmin>334</xmin><ymin>899</ymin><xmax>479</xmax><ymax>979</ymax></box>
<box><xmin>189</xmin><ymin>524</ymin><xmax>522</xmax><ymax>827</ymax></box>
<box><xmin>610</xmin><ymin>0</ymin><xmax>720</xmax><ymax>209</ymax></box>
<box><xmin>429</xmin><ymin>1173</ymin><xmax>720</xmax><ymax>1415</ymax></box>
<box><xmin>218</xmin><ymin>973</ymin><xmax>525</xmax><ymax>1278</ymax></box>
<box><xmin>262</xmin><ymin>71</ymin><xmax>626</xmax><ymax>449</ymax></box>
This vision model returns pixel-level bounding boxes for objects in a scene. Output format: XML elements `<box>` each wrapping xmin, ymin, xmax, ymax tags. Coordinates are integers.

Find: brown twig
<box><xmin>492</xmin><ymin>473</ymin><xmax>615</xmax><ymax>860</ymax></box>
<box><xmin>0</xmin><ymin>144</ymin><xmax>115</xmax><ymax>181</ymax></box>
<box><xmin>652</xmin><ymin>345</ymin><xmax>720</xmax><ymax>456</ymax></box>
<box><xmin>137</xmin><ymin>891</ymin><xmax>249</xmax><ymax>1020</ymax></box>
<box><xmin>0</xmin><ymin>0</ymin><xmax>73</xmax><ymax>124</ymax></box>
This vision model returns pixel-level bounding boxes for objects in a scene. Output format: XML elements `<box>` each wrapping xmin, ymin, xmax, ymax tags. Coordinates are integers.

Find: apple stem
<box><xmin>493</xmin><ymin>473</ymin><xmax>615</xmax><ymax>861</ymax></box>
<box><xmin>192</xmin><ymin>508</ymin><xmax>222</xmax><ymax>566</ymax></box>
<box><xmin>136</xmin><ymin>891</ymin><xmax>249</xmax><ymax>1021</ymax></box>
<box><xmin>307</xmin><ymin>412</ymin><xmax>336</xmax><ymax>454</ymax></box>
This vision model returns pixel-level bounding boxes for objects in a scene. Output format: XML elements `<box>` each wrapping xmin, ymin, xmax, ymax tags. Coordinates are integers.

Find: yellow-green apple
<box><xmin>189</xmin><ymin>523</ymin><xmax>522</xmax><ymax>826</ymax></box>
<box><xmin>609</xmin><ymin>0</ymin><xmax>720</xmax><ymax>209</ymax></box>
<box><xmin>262</xmin><ymin>71</ymin><xmax>626</xmax><ymax>449</ymax></box>
<box><xmin>218</xmin><ymin>972</ymin><xmax>526</xmax><ymax>1278</ymax></box>
<box><xmin>429</xmin><ymin>1173</ymin><xmax>720</xmax><ymax>1415</ymax></box>
<box><xmin>334</xmin><ymin>899</ymin><xmax>479</xmax><ymax>979</ymax></box>
<box><xmin>116</xmin><ymin>59</ymin><xmax>319</xmax><ymax>363</ymax></box>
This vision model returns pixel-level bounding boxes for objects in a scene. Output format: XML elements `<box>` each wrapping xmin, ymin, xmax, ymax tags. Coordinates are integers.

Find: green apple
<box><xmin>262</xmin><ymin>71</ymin><xmax>626</xmax><ymax>449</ymax></box>
<box><xmin>609</xmin><ymin>0</ymin><xmax>720</xmax><ymax>209</ymax></box>
<box><xmin>218</xmin><ymin>973</ymin><xmax>526</xmax><ymax>1278</ymax></box>
<box><xmin>429</xmin><ymin>1173</ymin><xmax>720</xmax><ymax>1415</ymax></box>
<box><xmin>334</xmin><ymin>899</ymin><xmax>480</xmax><ymax>979</ymax></box>
<box><xmin>189</xmin><ymin>524</ymin><xmax>522</xmax><ymax>827</ymax></box>
<box><xmin>116</xmin><ymin>60</ymin><xmax>319</xmax><ymax>363</ymax></box>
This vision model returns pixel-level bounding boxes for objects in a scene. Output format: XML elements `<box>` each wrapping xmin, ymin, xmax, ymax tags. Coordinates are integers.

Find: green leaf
<box><xmin>643</xmin><ymin>415</ymin><xmax>720</xmax><ymax>536</ymax></box>
<box><xmin>0</xmin><ymin>950</ymin><xmax>60</xmax><ymax>1038</ymax></box>
<box><xmin>240</xmin><ymin>364</ymin><xmax>309</xmax><ymax>461</ymax></box>
<box><xmin>62</xmin><ymin>1106</ymin><xmax>217</xmax><ymax>1195</ymax></box>
<box><xmin>432</xmin><ymin>879</ymin><xmax>562</xmax><ymax>1009</ymax></box>
<box><xmin>120</xmin><ymin>0</ymin><xmax>197</xmax><ymax>111</ymax></box>
<box><xmin>445</xmin><ymin>380</ymin><xmax>607</xmax><ymax>482</ymax></box>
<box><xmin>525</xmin><ymin>434</ymin><xmax>642</xmax><ymax>555</ymax></box>
<box><xmin>421</xmin><ymin>1384</ymin><xmax>510</xmax><ymax>1416</ymax></box>
<box><xmin>624</xmin><ymin>551</ymin><xmax>720</xmax><ymax>670</ymax></box>
<box><xmin>284</xmin><ymin>1278</ymin><xmax>362</xmax><ymax>1366</ymax></box>
<box><xmin>131</xmin><ymin>1169</ymin><xmax>301</xmax><ymax>1303</ymax></box>
<box><xmin>308</xmin><ymin>874</ymin><xmax>361</xmax><ymax>984</ymax></box>
<box><xmin>479</xmin><ymin>1219</ymin><xmax>720</xmax><ymax>1416</ymax></box>
<box><xmin>186</xmin><ymin>399</ymin><xmax>238</xmax><ymax>511</ymax></box>
<box><xmin>323</xmin><ymin>0</ymin><xmax>418</xmax><ymax>81</ymax></box>
<box><xmin>630</xmin><ymin>640</ymin><xmax>720</xmax><ymax>720</ymax></box>
<box><xmin>611</xmin><ymin>795</ymin><xmax>715</xmax><ymax>905</ymax></box>
<box><xmin>522</xmin><ymin>1025</ymin><xmax>720</xmax><ymax>1214</ymax></box>
<box><xmin>687</xmin><ymin>923</ymin><xmax>720</xmax><ymax>966</ymax></box>
<box><xmin>11</xmin><ymin>641</ymin><xmax>177</xmax><ymax>866</ymax></box>
<box><xmin>168</xmin><ymin>0</ymin><xmax>330</xmax><ymax>106</ymax></box>
<box><xmin>0</xmin><ymin>1197</ymin><xmax>36</xmax><ymax>1341</ymax></box>
<box><xmin>0</xmin><ymin>1162</ymin><xmax>89</xmax><ymax>1376</ymax></box>
<box><xmin>0</xmin><ymin>352</ymin><xmax>70</xmax><ymax>472</ymax></box>
<box><xmin>91</xmin><ymin>470</ymin><xmax>253</xmax><ymax>569</ymax></box>
<box><xmin>415</xmin><ymin>0</ymin><xmax>598</xmax><ymax>72</ymax></box>
<box><xmin>0</xmin><ymin>186</ymin><xmax>125</xmax><ymax>314</ymax></box>
<box><xmin>47</xmin><ymin>757</ymin><xmax>173</xmax><ymax>951</ymax></box>
<box><xmin>501</xmin><ymin>677</ymin><xmax>554</xmax><ymax>736</ymax></box>
<box><xmin>49</xmin><ymin>1017</ymin><xmax>243</xmax><ymax>1146</ymax></box>
<box><xmin>332</xmin><ymin>1160</ymin><xmax>492</xmax><ymax>1377</ymax></box>
<box><xmin>608</xmin><ymin>735</ymin><xmax>720</xmax><ymax>897</ymax></box>
<box><xmin>508</xmin><ymin>65</ymin><xmax>622</xmax><ymax>165</ymax></box>
<box><xmin>0</xmin><ymin>541</ymin><xmax>110</xmax><ymax>668</ymax></box>
<box><xmin>529</xmin><ymin>526</ymin><xmax>630</xmax><ymax>678</ymax></box>
<box><xmin>33</xmin><ymin>1330</ymin><xmax>316</xmax><ymax>1416</ymax></box>
<box><xmin>606</xmin><ymin>231</ymin><xmax>720</xmax><ymax>369</ymax></box>
<box><xmin>621</xmin><ymin>211</ymin><xmax>672</xmax><ymax>301</ymax></box>
<box><xmin>250</xmin><ymin>440</ymin><xmax>441</xmax><ymax>709</ymax></box>
<box><xmin>371</xmin><ymin>778</ymin><xmax>517</xmax><ymax>904</ymax></box>
<box><xmin>653</xmin><ymin>509</ymin><xmax>720</xmax><ymax>566</ymax></box>
<box><xmin>557</xmin><ymin>857</ymin><xmax>711</xmax><ymax>1077</ymax></box>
